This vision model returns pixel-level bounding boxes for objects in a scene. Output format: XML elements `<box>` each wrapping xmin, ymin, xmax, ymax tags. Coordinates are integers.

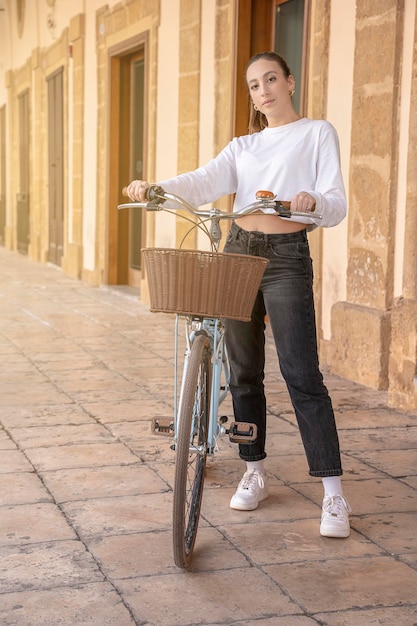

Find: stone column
<box><xmin>175</xmin><ymin>0</ymin><xmax>202</xmax><ymax>248</ymax></box>
<box><xmin>62</xmin><ymin>14</ymin><xmax>85</xmax><ymax>279</ymax></box>
<box><xmin>330</xmin><ymin>1</ymin><xmax>403</xmax><ymax>390</ymax></box>
<box><xmin>388</xmin><ymin>6</ymin><xmax>417</xmax><ymax>410</ymax></box>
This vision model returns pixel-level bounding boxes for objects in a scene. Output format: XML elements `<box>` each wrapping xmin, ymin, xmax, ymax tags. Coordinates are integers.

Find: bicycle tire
<box><xmin>173</xmin><ymin>333</ymin><xmax>211</xmax><ymax>568</ymax></box>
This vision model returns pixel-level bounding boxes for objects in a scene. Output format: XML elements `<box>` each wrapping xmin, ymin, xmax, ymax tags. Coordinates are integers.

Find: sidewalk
<box><xmin>0</xmin><ymin>246</ymin><xmax>416</xmax><ymax>626</ymax></box>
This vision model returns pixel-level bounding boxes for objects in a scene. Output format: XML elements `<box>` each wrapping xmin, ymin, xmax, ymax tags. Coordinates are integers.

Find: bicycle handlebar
<box><xmin>119</xmin><ymin>185</ymin><xmax>322</xmax><ymax>221</ymax></box>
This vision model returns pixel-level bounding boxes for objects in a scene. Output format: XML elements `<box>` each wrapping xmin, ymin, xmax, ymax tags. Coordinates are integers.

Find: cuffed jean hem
<box><xmin>309</xmin><ymin>469</ymin><xmax>343</xmax><ymax>478</ymax></box>
<box><xmin>239</xmin><ymin>451</ymin><xmax>267</xmax><ymax>462</ymax></box>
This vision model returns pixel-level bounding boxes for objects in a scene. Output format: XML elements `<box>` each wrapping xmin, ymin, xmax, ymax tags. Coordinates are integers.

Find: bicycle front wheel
<box><xmin>173</xmin><ymin>333</ymin><xmax>211</xmax><ymax>568</ymax></box>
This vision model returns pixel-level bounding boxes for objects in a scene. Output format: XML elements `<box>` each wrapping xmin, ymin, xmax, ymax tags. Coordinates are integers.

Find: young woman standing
<box><xmin>127</xmin><ymin>52</ymin><xmax>351</xmax><ymax>538</ymax></box>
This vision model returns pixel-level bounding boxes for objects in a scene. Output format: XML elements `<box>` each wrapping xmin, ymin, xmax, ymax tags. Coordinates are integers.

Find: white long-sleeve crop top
<box><xmin>158</xmin><ymin>117</ymin><xmax>347</xmax><ymax>229</ymax></box>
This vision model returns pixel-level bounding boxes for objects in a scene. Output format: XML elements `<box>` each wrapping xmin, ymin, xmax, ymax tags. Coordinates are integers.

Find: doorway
<box><xmin>108</xmin><ymin>46</ymin><xmax>146</xmax><ymax>287</ymax></box>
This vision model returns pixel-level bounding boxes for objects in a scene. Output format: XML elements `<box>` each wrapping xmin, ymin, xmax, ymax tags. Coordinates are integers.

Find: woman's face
<box><xmin>246</xmin><ymin>58</ymin><xmax>294</xmax><ymax>119</ymax></box>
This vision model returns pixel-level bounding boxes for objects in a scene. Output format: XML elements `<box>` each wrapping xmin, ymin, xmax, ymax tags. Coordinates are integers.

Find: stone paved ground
<box><xmin>0</xmin><ymin>246</ymin><xmax>416</xmax><ymax>626</ymax></box>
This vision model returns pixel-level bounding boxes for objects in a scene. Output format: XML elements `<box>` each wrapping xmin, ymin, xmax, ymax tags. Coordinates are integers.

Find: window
<box><xmin>235</xmin><ymin>0</ymin><xmax>310</xmax><ymax>133</ymax></box>
<box><xmin>274</xmin><ymin>0</ymin><xmax>308</xmax><ymax>114</ymax></box>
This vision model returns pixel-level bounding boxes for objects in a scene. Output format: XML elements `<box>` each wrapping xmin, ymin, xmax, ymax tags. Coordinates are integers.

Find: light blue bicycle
<box><xmin>119</xmin><ymin>187</ymin><xmax>321</xmax><ymax>568</ymax></box>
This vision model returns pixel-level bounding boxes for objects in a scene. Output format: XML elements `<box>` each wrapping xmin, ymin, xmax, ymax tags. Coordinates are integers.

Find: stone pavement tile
<box><xmin>49</xmin><ymin>372</ymin><xmax>140</xmax><ymax>397</ymax></box>
<box><xmin>353</xmin><ymin>511</ymin><xmax>417</xmax><ymax>557</ymax></box>
<box><xmin>267</xmin><ymin>395</ymin><xmax>294</xmax><ymax>416</ymax></box>
<box><xmin>200</xmin><ymin>482</ymin><xmax>320</xmax><ymax>527</ymax></box>
<box><xmin>41</xmin><ymin>463</ymin><xmax>170</xmax><ymax>503</ymax></box>
<box><xmin>117</xmin><ymin>568</ymin><xmax>300</xmax><ymax>626</ymax></box>
<box><xmin>403</xmin><ymin>474</ymin><xmax>417</xmax><ymax>490</ymax></box>
<box><xmin>315</xmin><ymin>605</ymin><xmax>417</xmax><ymax>626</ymax></box>
<box><xmin>0</xmin><ymin>540</ymin><xmax>103</xmax><ymax>593</ymax></box>
<box><xmin>82</xmin><ymin>396</ymin><xmax>174</xmax><ymax>423</ymax></box>
<box><xmin>8</xmin><ymin>423</ymin><xmax>115</xmax><ymax>449</ymax></box>
<box><xmin>264</xmin><ymin>556</ymin><xmax>417</xmax><ymax>614</ymax></box>
<box><xmin>340</xmin><ymin>426</ymin><xmax>417</xmax><ymax>452</ymax></box>
<box><xmin>0</xmin><ymin>403</ymin><xmax>96</xmax><ymax>428</ymax></box>
<box><xmin>260</xmin><ymin>429</ymin><xmax>306</xmax><ymax>456</ymax></box>
<box><xmin>0</xmin><ymin>429</ymin><xmax>17</xmax><ymax>449</ymax></box>
<box><xmin>62</xmin><ymin>492</ymin><xmax>174</xmax><ymax>539</ymax></box>
<box><xmin>88</xmin><ymin>526</ymin><xmax>249</xmax><ymax>576</ymax></box>
<box><xmin>0</xmin><ymin>370</ymin><xmax>49</xmax><ymax>385</ymax></box>
<box><xmin>0</xmin><ymin>503</ymin><xmax>76</xmax><ymax>545</ymax></box>
<box><xmin>0</xmin><ymin>473</ymin><xmax>52</xmax><ymax>506</ymax></box>
<box><xmin>110</xmin><ymin>425</ymin><xmax>179</xmax><ymax>465</ymax></box>
<box><xmin>220</xmin><ymin>519</ymin><xmax>382</xmax><ymax>566</ymax></box>
<box><xmin>1</xmin><ymin>382</ymin><xmax>73</xmax><ymax>407</ymax></box>
<box><xmin>38</xmin><ymin>356</ymin><xmax>104</xmax><ymax>372</ymax></box>
<box><xmin>335</xmin><ymin>407</ymin><xmax>417</xmax><ymax>429</ymax></box>
<box><xmin>353</xmin><ymin>448</ymin><xmax>417</xmax><ymax>478</ymax></box>
<box><xmin>266</xmin><ymin>453</ymin><xmax>384</xmax><ymax>485</ymax></box>
<box><xmin>232</xmin><ymin>618</ymin><xmax>319</xmax><ymax>626</ymax></box>
<box><xmin>265</xmin><ymin>411</ymin><xmax>301</xmax><ymax>433</ymax></box>
<box><xmin>0</xmin><ymin>450</ymin><xmax>33</xmax><ymax>473</ymax></box>
<box><xmin>0</xmin><ymin>583</ymin><xmax>136</xmax><ymax>626</ymax></box>
<box><xmin>62</xmin><ymin>382</ymin><xmax>144</xmax><ymax>404</ymax></box>
<box><xmin>295</xmin><ymin>477</ymin><xmax>417</xmax><ymax>516</ymax></box>
<box><xmin>23</xmin><ymin>442</ymin><xmax>139</xmax><ymax>471</ymax></box>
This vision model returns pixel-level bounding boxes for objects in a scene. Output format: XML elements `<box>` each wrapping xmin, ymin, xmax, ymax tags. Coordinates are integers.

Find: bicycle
<box><xmin>118</xmin><ymin>187</ymin><xmax>322</xmax><ymax>568</ymax></box>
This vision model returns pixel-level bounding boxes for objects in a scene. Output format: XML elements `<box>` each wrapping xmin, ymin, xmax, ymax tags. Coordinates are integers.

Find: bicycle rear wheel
<box><xmin>173</xmin><ymin>333</ymin><xmax>211</xmax><ymax>568</ymax></box>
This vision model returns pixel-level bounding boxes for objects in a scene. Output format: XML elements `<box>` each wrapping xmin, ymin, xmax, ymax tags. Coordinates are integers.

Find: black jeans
<box><xmin>223</xmin><ymin>222</ymin><xmax>342</xmax><ymax>477</ymax></box>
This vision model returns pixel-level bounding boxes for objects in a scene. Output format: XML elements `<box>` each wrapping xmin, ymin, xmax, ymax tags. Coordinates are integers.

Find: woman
<box><xmin>127</xmin><ymin>51</ymin><xmax>351</xmax><ymax>538</ymax></box>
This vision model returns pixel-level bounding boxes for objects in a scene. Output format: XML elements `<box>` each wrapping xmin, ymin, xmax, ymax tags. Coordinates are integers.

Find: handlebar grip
<box><xmin>121</xmin><ymin>184</ymin><xmax>164</xmax><ymax>201</ymax></box>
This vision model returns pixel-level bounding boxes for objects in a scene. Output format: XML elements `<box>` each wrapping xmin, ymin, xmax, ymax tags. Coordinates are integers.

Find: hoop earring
<box><xmin>254</xmin><ymin>104</ymin><xmax>258</xmax><ymax>111</ymax></box>
<box><xmin>289</xmin><ymin>89</ymin><xmax>295</xmax><ymax>96</ymax></box>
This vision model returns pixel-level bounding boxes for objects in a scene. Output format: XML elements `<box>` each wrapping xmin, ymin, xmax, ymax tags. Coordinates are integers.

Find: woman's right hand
<box><xmin>125</xmin><ymin>180</ymin><xmax>151</xmax><ymax>202</ymax></box>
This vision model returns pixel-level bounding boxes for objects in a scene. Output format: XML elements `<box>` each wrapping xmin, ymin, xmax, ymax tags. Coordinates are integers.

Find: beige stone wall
<box><xmin>6</xmin><ymin>29</ymin><xmax>70</xmax><ymax>264</ymax></box>
<box><xmin>329</xmin><ymin>1</ymin><xmax>407</xmax><ymax>392</ymax></box>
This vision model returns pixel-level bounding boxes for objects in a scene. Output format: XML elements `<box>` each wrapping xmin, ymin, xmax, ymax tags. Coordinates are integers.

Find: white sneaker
<box><xmin>320</xmin><ymin>495</ymin><xmax>352</xmax><ymax>538</ymax></box>
<box><xmin>230</xmin><ymin>469</ymin><xmax>269</xmax><ymax>511</ymax></box>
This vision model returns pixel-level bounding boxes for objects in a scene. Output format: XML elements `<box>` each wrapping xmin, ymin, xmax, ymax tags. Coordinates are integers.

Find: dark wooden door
<box><xmin>47</xmin><ymin>68</ymin><xmax>64</xmax><ymax>266</ymax></box>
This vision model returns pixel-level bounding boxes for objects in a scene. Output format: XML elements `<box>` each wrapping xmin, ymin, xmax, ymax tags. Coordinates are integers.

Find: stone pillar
<box><xmin>388</xmin><ymin>5</ymin><xmax>417</xmax><ymax>410</ymax></box>
<box><xmin>175</xmin><ymin>0</ymin><xmax>202</xmax><ymax>248</ymax></box>
<box><xmin>62</xmin><ymin>13</ymin><xmax>85</xmax><ymax>279</ymax></box>
<box><xmin>330</xmin><ymin>1</ymin><xmax>403</xmax><ymax>390</ymax></box>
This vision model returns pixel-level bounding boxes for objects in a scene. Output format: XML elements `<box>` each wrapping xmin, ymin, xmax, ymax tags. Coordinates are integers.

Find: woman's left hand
<box><xmin>290</xmin><ymin>191</ymin><xmax>316</xmax><ymax>213</ymax></box>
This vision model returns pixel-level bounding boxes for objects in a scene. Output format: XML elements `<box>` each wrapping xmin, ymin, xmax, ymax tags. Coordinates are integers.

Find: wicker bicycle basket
<box><xmin>142</xmin><ymin>248</ymin><xmax>269</xmax><ymax>321</ymax></box>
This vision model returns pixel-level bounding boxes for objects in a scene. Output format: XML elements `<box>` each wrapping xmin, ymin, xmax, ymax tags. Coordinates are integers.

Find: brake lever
<box><xmin>274</xmin><ymin>201</ymin><xmax>292</xmax><ymax>218</ymax></box>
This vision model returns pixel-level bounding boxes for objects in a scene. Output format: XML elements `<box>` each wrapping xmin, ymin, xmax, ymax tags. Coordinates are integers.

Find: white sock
<box><xmin>322</xmin><ymin>476</ymin><xmax>343</xmax><ymax>498</ymax></box>
<box><xmin>246</xmin><ymin>460</ymin><xmax>265</xmax><ymax>474</ymax></box>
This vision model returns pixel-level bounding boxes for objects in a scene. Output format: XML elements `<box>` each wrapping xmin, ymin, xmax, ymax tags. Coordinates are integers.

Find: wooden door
<box><xmin>47</xmin><ymin>68</ymin><xmax>64</xmax><ymax>266</ymax></box>
<box><xmin>108</xmin><ymin>46</ymin><xmax>146</xmax><ymax>286</ymax></box>
<box><xmin>17</xmin><ymin>90</ymin><xmax>30</xmax><ymax>254</ymax></box>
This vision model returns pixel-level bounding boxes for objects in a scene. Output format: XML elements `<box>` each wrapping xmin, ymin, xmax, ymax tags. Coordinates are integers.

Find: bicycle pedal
<box><xmin>151</xmin><ymin>416</ymin><xmax>175</xmax><ymax>437</ymax></box>
<box><xmin>227</xmin><ymin>422</ymin><xmax>257</xmax><ymax>444</ymax></box>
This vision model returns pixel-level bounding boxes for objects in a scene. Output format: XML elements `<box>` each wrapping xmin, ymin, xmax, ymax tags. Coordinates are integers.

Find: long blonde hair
<box><xmin>246</xmin><ymin>52</ymin><xmax>292</xmax><ymax>134</ymax></box>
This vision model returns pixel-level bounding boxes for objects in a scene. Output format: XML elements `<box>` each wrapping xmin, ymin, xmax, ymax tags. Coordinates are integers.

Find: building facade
<box><xmin>0</xmin><ymin>0</ymin><xmax>416</xmax><ymax>411</ymax></box>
